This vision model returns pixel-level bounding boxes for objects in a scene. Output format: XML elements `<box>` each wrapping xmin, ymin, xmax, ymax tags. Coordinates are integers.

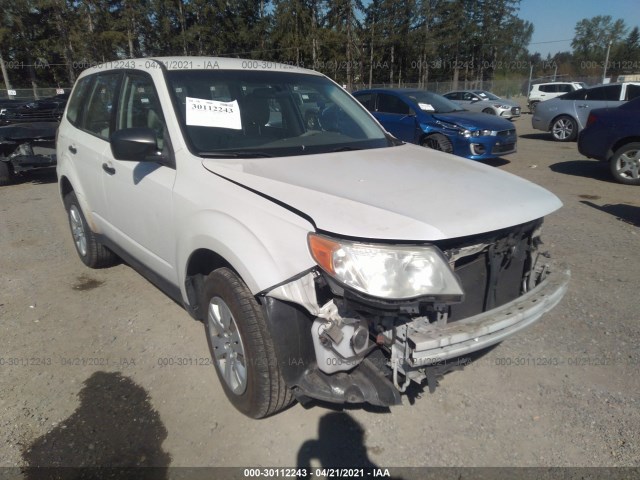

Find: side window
<box><xmin>625</xmin><ymin>84</ymin><xmax>640</xmax><ymax>101</ymax></box>
<box><xmin>84</xmin><ymin>73</ymin><xmax>121</xmax><ymax>140</ymax></box>
<box><xmin>558</xmin><ymin>85</ymin><xmax>572</xmax><ymax>93</ymax></box>
<box><xmin>539</xmin><ymin>85</ymin><xmax>551</xmax><ymax>93</ymax></box>
<box><xmin>356</xmin><ymin>93</ymin><xmax>375</xmax><ymax>111</ymax></box>
<box><xmin>116</xmin><ymin>73</ymin><xmax>166</xmax><ymax>149</ymax></box>
<box><xmin>377</xmin><ymin>94</ymin><xmax>411</xmax><ymax>115</ymax></box>
<box><xmin>66</xmin><ymin>76</ymin><xmax>93</xmax><ymax>126</ymax></box>
<box><xmin>586</xmin><ymin>85</ymin><xmax>621</xmax><ymax>101</ymax></box>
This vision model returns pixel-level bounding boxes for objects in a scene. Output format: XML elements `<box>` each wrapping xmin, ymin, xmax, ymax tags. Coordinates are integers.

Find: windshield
<box><xmin>404</xmin><ymin>91</ymin><xmax>465</xmax><ymax>113</ymax></box>
<box><xmin>167</xmin><ymin>70</ymin><xmax>393</xmax><ymax>157</ymax></box>
<box><xmin>474</xmin><ymin>90</ymin><xmax>500</xmax><ymax>100</ymax></box>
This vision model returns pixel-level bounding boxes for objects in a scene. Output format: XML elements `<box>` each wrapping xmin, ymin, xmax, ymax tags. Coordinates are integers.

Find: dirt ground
<box><xmin>1</xmin><ymin>108</ymin><xmax>639</xmax><ymax>474</ymax></box>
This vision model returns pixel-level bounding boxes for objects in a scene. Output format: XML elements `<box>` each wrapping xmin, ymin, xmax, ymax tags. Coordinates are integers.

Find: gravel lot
<box><xmin>1</xmin><ymin>109</ymin><xmax>639</xmax><ymax>474</ymax></box>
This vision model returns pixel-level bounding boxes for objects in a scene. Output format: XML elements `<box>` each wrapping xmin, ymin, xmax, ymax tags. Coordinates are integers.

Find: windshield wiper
<box><xmin>199</xmin><ymin>151</ymin><xmax>272</xmax><ymax>158</ymax></box>
<box><xmin>331</xmin><ymin>146</ymin><xmax>363</xmax><ymax>153</ymax></box>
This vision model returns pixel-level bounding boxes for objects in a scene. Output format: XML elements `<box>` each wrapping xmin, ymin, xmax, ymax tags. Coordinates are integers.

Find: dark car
<box><xmin>353</xmin><ymin>88</ymin><xmax>516</xmax><ymax>160</ymax></box>
<box><xmin>578</xmin><ymin>96</ymin><xmax>640</xmax><ymax>185</ymax></box>
<box><xmin>0</xmin><ymin>122</ymin><xmax>58</xmax><ymax>185</ymax></box>
<box><xmin>0</xmin><ymin>93</ymin><xmax>69</xmax><ymax>125</ymax></box>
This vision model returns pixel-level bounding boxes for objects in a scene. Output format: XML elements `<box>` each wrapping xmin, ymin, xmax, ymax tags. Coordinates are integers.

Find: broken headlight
<box><xmin>308</xmin><ymin>233</ymin><xmax>463</xmax><ymax>301</ymax></box>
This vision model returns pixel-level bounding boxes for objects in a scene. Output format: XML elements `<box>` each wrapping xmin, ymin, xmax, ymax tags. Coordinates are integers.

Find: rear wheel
<box><xmin>63</xmin><ymin>191</ymin><xmax>118</xmax><ymax>268</ymax></box>
<box><xmin>551</xmin><ymin>115</ymin><xmax>577</xmax><ymax>142</ymax></box>
<box><xmin>421</xmin><ymin>133</ymin><xmax>454</xmax><ymax>154</ymax></box>
<box><xmin>529</xmin><ymin>102</ymin><xmax>538</xmax><ymax>114</ymax></box>
<box><xmin>0</xmin><ymin>159</ymin><xmax>13</xmax><ymax>186</ymax></box>
<box><xmin>610</xmin><ymin>142</ymin><xmax>640</xmax><ymax>185</ymax></box>
<box><xmin>202</xmin><ymin>268</ymin><xmax>294</xmax><ymax>418</ymax></box>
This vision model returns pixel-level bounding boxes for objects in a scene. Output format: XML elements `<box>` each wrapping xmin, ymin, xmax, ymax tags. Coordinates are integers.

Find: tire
<box><xmin>202</xmin><ymin>268</ymin><xmax>294</xmax><ymax>418</ymax></box>
<box><xmin>610</xmin><ymin>142</ymin><xmax>640</xmax><ymax>185</ymax></box>
<box><xmin>551</xmin><ymin>115</ymin><xmax>577</xmax><ymax>142</ymax></box>
<box><xmin>0</xmin><ymin>160</ymin><xmax>13</xmax><ymax>186</ymax></box>
<box><xmin>63</xmin><ymin>191</ymin><xmax>118</xmax><ymax>268</ymax></box>
<box><xmin>529</xmin><ymin>102</ymin><xmax>538</xmax><ymax>114</ymax></box>
<box><xmin>421</xmin><ymin>133</ymin><xmax>454</xmax><ymax>154</ymax></box>
<box><xmin>482</xmin><ymin>108</ymin><xmax>496</xmax><ymax>115</ymax></box>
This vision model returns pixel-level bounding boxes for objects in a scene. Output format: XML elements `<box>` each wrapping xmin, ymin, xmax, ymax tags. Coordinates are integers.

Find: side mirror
<box><xmin>110</xmin><ymin>128</ymin><xmax>163</xmax><ymax>162</ymax></box>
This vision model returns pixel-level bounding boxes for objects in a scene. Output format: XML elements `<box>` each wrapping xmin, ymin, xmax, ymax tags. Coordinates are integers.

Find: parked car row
<box><xmin>527</xmin><ymin>82</ymin><xmax>586</xmax><ymax>113</ymax></box>
<box><xmin>529</xmin><ymin>81</ymin><xmax>640</xmax><ymax>185</ymax></box>
<box><xmin>443</xmin><ymin>89</ymin><xmax>521</xmax><ymax>119</ymax></box>
<box><xmin>532</xmin><ymin>82</ymin><xmax>640</xmax><ymax>142</ymax></box>
<box><xmin>352</xmin><ymin>88</ymin><xmax>517</xmax><ymax>161</ymax></box>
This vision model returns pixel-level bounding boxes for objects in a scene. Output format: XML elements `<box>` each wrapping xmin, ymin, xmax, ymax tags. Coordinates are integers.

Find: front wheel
<box><xmin>482</xmin><ymin>108</ymin><xmax>496</xmax><ymax>115</ymax></box>
<box><xmin>610</xmin><ymin>142</ymin><xmax>640</xmax><ymax>185</ymax></box>
<box><xmin>202</xmin><ymin>268</ymin><xmax>294</xmax><ymax>418</ymax></box>
<box><xmin>551</xmin><ymin>115</ymin><xmax>577</xmax><ymax>142</ymax></box>
<box><xmin>421</xmin><ymin>133</ymin><xmax>454</xmax><ymax>154</ymax></box>
<box><xmin>63</xmin><ymin>191</ymin><xmax>118</xmax><ymax>268</ymax></box>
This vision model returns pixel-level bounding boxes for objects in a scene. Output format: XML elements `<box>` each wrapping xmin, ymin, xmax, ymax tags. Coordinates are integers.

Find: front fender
<box><xmin>176</xmin><ymin>209</ymin><xmax>315</xmax><ymax>302</ymax></box>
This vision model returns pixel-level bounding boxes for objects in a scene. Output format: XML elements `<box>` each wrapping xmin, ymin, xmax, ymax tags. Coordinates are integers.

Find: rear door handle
<box><xmin>577</xmin><ymin>104</ymin><xmax>589</xmax><ymax>108</ymax></box>
<box><xmin>102</xmin><ymin>163</ymin><xmax>116</xmax><ymax>175</ymax></box>
<box><xmin>68</xmin><ymin>145</ymin><xmax>77</xmax><ymax>154</ymax></box>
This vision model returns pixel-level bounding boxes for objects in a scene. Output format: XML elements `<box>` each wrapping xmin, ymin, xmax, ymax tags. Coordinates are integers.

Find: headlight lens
<box><xmin>308</xmin><ymin>233</ymin><xmax>464</xmax><ymax>301</ymax></box>
<box><xmin>471</xmin><ymin>129</ymin><xmax>492</xmax><ymax>137</ymax></box>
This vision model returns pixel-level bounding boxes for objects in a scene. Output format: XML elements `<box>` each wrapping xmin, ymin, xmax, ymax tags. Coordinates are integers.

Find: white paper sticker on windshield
<box><xmin>186</xmin><ymin>97</ymin><xmax>242</xmax><ymax>130</ymax></box>
<box><xmin>418</xmin><ymin>103</ymin><xmax>435</xmax><ymax>112</ymax></box>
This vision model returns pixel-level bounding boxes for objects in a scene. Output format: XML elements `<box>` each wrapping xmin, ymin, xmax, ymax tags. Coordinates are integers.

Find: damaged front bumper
<box><xmin>408</xmin><ymin>267</ymin><xmax>570</xmax><ymax>366</ymax></box>
<box><xmin>262</xmin><ymin>266</ymin><xmax>570</xmax><ymax>408</ymax></box>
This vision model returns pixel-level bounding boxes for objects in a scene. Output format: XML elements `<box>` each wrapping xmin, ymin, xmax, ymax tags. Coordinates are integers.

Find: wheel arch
<box><xmin>609</xmin><ymin>137</ymin><xmax>640</xmax><ymax>160</ymax></box>
<box><xmin>177</xmin><ymin>210</ymin><xmax>315</xmax><ymax>319</ymax></box>
<box><xmin>550</xmin><ymin>113</ymin><xmax>577</xmax><ymax>131</ymax></box>
<box><xmin>59</xmin><ymin>175</ymin><xmax>74</xmax><ymax>199</ymax></box>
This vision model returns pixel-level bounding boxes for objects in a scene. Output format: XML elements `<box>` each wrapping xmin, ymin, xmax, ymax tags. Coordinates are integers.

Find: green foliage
<box><xmin>3</xmin><ymin>0</ymin><xmax>635</xmax><ymax>91</ymax></box>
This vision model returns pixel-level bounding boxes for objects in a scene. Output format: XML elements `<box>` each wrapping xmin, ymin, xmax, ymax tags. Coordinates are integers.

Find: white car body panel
<box><xmin>201</xmin><ymin>144</ymin><xmax>562</xmax><ymax>241</ymax></box>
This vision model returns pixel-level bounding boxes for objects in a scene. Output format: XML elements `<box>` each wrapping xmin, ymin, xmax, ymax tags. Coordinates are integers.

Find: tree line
<box><xmin>0</xmin><ymin>0</ymin><xmax>638</xmax><ymax>92</ymax></box>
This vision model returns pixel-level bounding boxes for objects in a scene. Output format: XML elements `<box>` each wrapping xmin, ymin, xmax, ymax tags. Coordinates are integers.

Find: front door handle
<box><xmin>68</xmin><ymin>145</ymin><xmax>77</xmax><ymax>154</ymax></box>
<box><xmin>102</xmin><ymin>163</ymin><xmax>116</xmax><ymax>175</ymax></box>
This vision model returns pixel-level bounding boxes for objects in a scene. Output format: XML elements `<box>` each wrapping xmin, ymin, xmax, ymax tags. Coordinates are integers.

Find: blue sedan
<box><xmin>352</xmin><ymin>88</ymin><xmax>517</xmax><ymax>160</ymax></box>
<box><xmin>578</xmin><ymin>96</ymin><xmax>640</xmax><ymax>185</ymax></box>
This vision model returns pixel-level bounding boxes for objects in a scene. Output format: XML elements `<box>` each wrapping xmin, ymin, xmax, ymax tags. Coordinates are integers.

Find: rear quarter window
<box><xmin>66</xmin><ymin>77</ymin><xmax>94</xmax><ymax>126</ymax></box>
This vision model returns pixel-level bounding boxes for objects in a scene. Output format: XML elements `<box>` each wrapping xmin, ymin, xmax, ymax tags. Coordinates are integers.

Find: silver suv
<box><xmin>57</xmin><ymin>57</ymin><xmax>569</xmax><ymax>418</ymax></box>
<box><xmin>528</xmin><ymin>82</ymin><xmax>585</xmax><ymax>113</ymax></box>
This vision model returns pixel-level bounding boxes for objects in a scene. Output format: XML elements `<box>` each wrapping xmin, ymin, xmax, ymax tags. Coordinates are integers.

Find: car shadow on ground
<box><xmin>21</xmin><ymin>371</ymin><xmax>171</xmax><ymax>479</ymax></box>
<box><xmin>481</xmin><ymin>157</ymin><xmax>510</xmax><ymax>167</ymax></box>
<box><xmin>549</xmin><ymin>159</ymin><xmax>618</xmax><ymax>183</ymax></box>
<box><xmin>581</xmin><ymin>201</ymin><xmax>640</xmax><ymax>227</ymax></box>
<box><xmin>519</xmin><ymin>133</ymin><xmax>556</xmax><ymax>142</ymax></box>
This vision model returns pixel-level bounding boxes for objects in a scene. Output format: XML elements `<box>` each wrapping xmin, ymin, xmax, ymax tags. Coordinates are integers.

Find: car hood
<box><xmin>201</xmin><ymin>144</ymin><xmax>561</xmax><ymax>241</ymax></box>
<box><xmin>430</xmin><ymin>111</ymin><xmax>514</xmax><ymax>131</ymax></box>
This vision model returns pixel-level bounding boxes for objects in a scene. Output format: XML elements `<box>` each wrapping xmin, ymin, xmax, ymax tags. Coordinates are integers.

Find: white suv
<box><xmin>57</xmin><ymin>57</ymin><xmax>570</xmax><ymax>418</ymax></box>
<box><xmin>528</xmin><ymin>82</ymin><xmax>586</xmax><ymax>113</ymax></box>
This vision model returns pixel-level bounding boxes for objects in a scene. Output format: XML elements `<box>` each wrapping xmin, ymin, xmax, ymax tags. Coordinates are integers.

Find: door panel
<box><xmin>102</xmin><ymin>72</ymin><xmax>177</xmax><ymax>282</ymax></box>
